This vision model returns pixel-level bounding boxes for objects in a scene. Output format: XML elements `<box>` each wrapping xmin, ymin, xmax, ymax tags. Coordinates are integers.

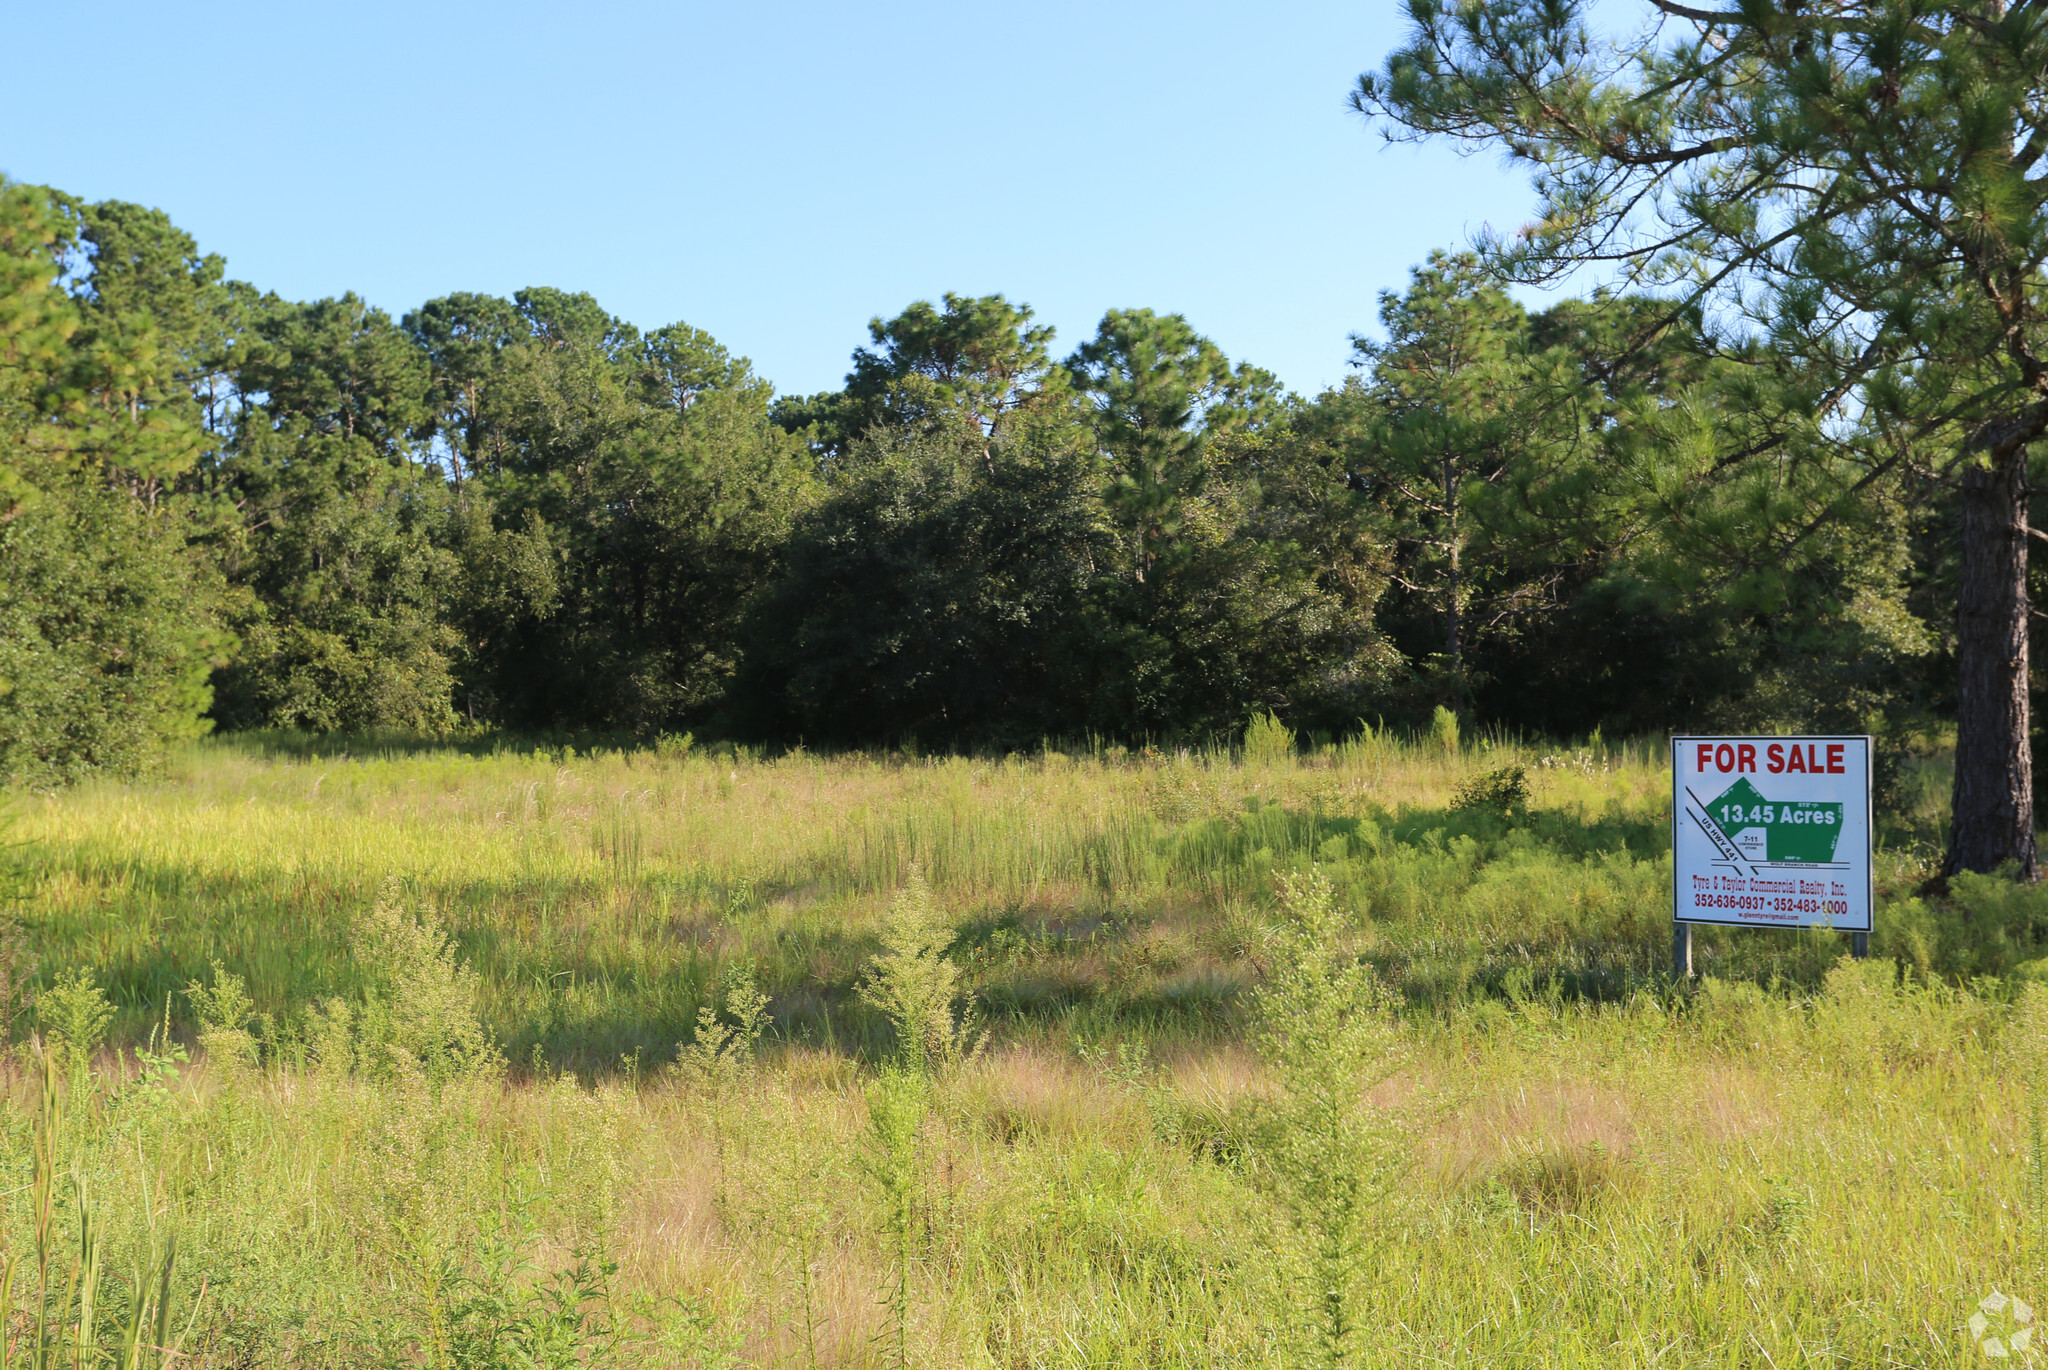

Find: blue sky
<box><xmin>8</xmin><ymin>1</ymin><xmax>1543</xmax><ymax>400</ymax></box>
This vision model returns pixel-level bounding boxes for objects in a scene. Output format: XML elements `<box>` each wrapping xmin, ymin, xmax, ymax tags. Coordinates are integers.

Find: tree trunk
<box><xmin>1946</xmin><ymin>452</ymin><xmax>2038</xmax><ymax>878</ymax></box>
<box><xmin>1443</xmin><ymin>454</ymin><xmax>1465</xmax><ymax>713</ymax></box>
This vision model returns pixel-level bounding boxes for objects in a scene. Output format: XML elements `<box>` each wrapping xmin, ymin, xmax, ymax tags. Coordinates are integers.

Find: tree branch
<box><xmin>1648</xmin><ymin>0</ymin><xmax>1744</xmax><ymax>22</ymax></box>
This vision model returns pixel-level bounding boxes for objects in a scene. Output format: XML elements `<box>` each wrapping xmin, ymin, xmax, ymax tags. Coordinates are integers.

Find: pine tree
<box><xmin>1360</xmin><ymin>0</ymin><xmax>2048</xmax><ymax>876</ymax></box>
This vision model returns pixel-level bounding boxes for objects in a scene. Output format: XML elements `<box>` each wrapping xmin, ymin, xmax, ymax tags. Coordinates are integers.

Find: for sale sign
<box><xmin>1671</xmin><ymin>736</ymin><xmax>1873</xmax><ymax>932</ymax></box>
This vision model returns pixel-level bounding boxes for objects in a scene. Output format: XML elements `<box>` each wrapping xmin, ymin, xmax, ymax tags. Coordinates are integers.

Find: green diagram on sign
<box><xmin>1704</xmin><ymin>778</ymin><xmax>1845</xmax><ymax>863</ymax></box>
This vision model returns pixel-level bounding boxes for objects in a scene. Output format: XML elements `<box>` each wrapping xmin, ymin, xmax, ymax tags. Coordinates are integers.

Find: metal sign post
<box><xmin>1670</xmin><ymin>735</ymin><xmax>1875</xmax><ymax>977</ymax></box>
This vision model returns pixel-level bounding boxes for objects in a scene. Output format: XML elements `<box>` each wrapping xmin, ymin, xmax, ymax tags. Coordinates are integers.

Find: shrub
<box><xmin>1244</xmin><ymin>711</ymin><xmax>1297</xmax><ymax>767</ymax></box>
<box><xmin>858</xmin><ymin>866</ymin><xmax>981</xmax><ymax>1070</ymax></box>
<box><xmin>0</xmin><ymin>480</ymin><xmax>224</xmax><ymax>790</ymax></box>
<box><xmin>855</xmin><ymin>865</ymin><xmax>981</xmax><ymax>1365</ymax></box>
<box><xmin>345</xmin><ymin>881</ymin><xmax>501</xmax><ymax>1083</ymax></box>
<box><xmin>1451</xmin><ymin>765</ymin><xmax>1530</xmax><ymax>818</ymax></box>
<box><xmin>186</xmin><ymin>960</ymin><xmax>261</xmax><ymax>1071</ymax></box>
<box><xmin>863</xmin><ymin>1066</ymin><xmax>929</xmax><ymax>1370</ymax></box>
<box><xmin>1429</xmin><ymin>705</ymin><xmax>1460</xmax><ymax>754</ymax></box>
<box><xmin>1878</xmin><ymin>870</ymin><xmax>2048</xmax><ymax>981</ymax></box>
<box><xmin>39</xmin><ymin>967</ymin><xmax>112</xmax><ymax>1089</ymax></box>
<box><xmin>1144</xmin><ymin>761</ymin><xmax>1218</xmax><ymax>824</ymax></box>
<box><xmin>679</xmin><ymin>964</ymin><xmax>770</xmax><ymax>1092</ymax></box>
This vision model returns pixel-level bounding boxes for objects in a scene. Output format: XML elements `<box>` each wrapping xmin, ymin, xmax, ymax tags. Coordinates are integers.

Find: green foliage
<box><xmin>861</xmin><ymin>1065</ymin><xmax>930</xmax><ymax>1370</ymax></box>
<box><xmin>1347</xmin><ymin>252</ymin><xmax>1598</xmax><ymax>711</ymax></box>
<box><xmin>777</xmin><ymin>292</ymin><xmax>1064</xmax><ymax>459</ymax></box>
<box><xmin>0</xmin><ymin>924</ymin><xmax>26</xmax><ymax>1045</ymax></box>
<box><xmin>185</xmin><ymin>960</ymin><xmax>260</xmax><ymax>1071</ymax></box>
<box><xmin>0</xmin><ymin>182</ymin><xmax>225</xmax><ymax>789</ymax></box>
<box><xmin>0</xmin><ymin>183</ymin><xmax>76</xmax><ymax>521</ymax></box>
<box><xmin>0</xmin><ymin>480</ymin><xmax>224</xmax><ymax>787</ymax></box>
<box><xmin>753</xmin><ymin>376</ymin><xmax>1401</xmax><ymax>747</ymax></box>
<box><xmin>457</xmin><ymin>300</ymin><xmax>815</xmax><ymax>733</ymax></box>
<box><xmin>208</xmin><ymin>292</ymin><xmax>465</xmax><ymax>734</ymax></box>
<box><xmin>1451</xmin><ymin>764</ymin><xmax>1529</xmax><ymax>818</ymax></box>
<box><xmin>200</xmin><ymin>277</ymin><xmax>811</xmax><ymax>740</ymax></box>
<box><xmin>402</xmin><ymin>291</ymin><xmax>524</xmax><ymax>477</ymax></box>
<box><xmin>210</xmin><ymin>477</ymin><xmax>468</xmax><ymax>735</ymax></box>
<box><xmin>342</xmin><ymin>882</ymin><xmax>502</xmax><ymax>1083</ymax></box>
<box><xmin>2</xmin><ymin>1050</ymin><xmax>195</xmax><ymax>1370</ymax></box>
<box><xmin>39</xmin><ymin>967</ymin><xmax>113</xmax><ymax>1087</ymax></box>
<box><xmin>859</xmin><ymin>867</ymin><xmax>980</xmax><ymax>1070</ymax></box>
<box><xmin>678</xmin><ymin>964</ymin><xmax>770</xmax><ymax>1092</ymax></box>
<box><xmin>1358</xmin><ymin>0</ymin><xmax>2042</xmax><ymax>871</ymax></box>
<box><xmin>15</xmin><ymin>727</ymin><xmax>1703</xmax><ymax>1065</ymax></box>
<box><xmin>1883</xmin><ymin>871</ymin><xmax>2048</xmax><ymax>982</ymax></box>
<box><xmin>433</xmin><ymin>1211</ymin><xmax>737</xmax><ymax>1370</ymax></box>
<box><xmin>349</xmin><ymin>1078</ymin><xmax>716</xmax><ymax>1370</ymax></box>
<box><xmin>1428</xmin><ymin>704</ymin><xmax>1459</xmax><ymax>754</ymax></box>
<box><xmin>741</xmin><ymin>420</ymin><xmax>1112</xmax><ymax>747</ymax></box>
<box><xmin>0</xmin><ymin>159</ymin><xmax>1979</xmax><ymax>773</ymax></box>
<box><xmin>1243</xmin><ymin>710</ymin><xmax>1296</xmax><ymax>767</ymax></box>
<box><xmin>16</xmin><ymin>168</ymin><xmax>1936</xmax><ymax>759</ymax></box>
<box><xmin>1246</xmin><ymin>868</ymin><xmax>1408</xmax><ymax>1369</ymax></box>
<box><xmin>2008</xmin><ymin>984</ymin><xmax>2048</xmax><ymax>1288</ymax></box>
<box><xmin>0</xmin><ymin>806</ymin><xmax>29</xmax><ymax>1043</ymax></box>
<box><xmin>7</xmin><ymin>742</ymin><xmax>2047</xmax><ymax>1364</ymax></box>
<box><xmin>1068</xmin><ymin>307</ymin><xmax>1280</xmax><ymax>583</ymax></box>
<box><xmin>352</xmin><ymin>1067</ymin><xmax>495</xmax><ymax>1356</ymax></box>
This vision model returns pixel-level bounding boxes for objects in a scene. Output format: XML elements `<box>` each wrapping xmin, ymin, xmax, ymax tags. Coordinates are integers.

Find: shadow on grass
<box><xmin>18</xmin><ymin>787</ymin><xmax>1971</xmax><ymax>1080</ymax></box>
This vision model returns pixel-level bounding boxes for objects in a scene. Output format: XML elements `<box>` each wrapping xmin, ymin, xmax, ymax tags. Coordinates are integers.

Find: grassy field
<box><xmin>1</xmin><ymin>729</ymin><xmax>2041</xmax><ymax>1367</ymax></box>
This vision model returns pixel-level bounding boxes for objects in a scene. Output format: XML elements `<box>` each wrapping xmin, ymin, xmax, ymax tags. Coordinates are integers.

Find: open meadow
<box><xmin>3</xmin><ymin>730</ymin><xmax>2044</xmax><ymax>1367</ymax></box>
<box><xmin>14</xmin><ymin>0</ymin><xmax>2048</xmax><ymax>1364</ymax></box>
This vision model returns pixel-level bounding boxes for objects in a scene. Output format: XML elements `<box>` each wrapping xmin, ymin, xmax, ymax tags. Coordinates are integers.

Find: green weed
<box><xmin>1246</xmin><ymin>868</ymin><xmax>1408</xmax><ymax>1369</ymax></box>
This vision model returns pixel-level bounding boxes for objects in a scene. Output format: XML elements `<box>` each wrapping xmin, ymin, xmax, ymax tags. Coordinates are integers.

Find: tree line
<box><xmin>0</xmin><ymin>181</ymin><xmax>1947</xmax><ymax>778</ymax></box>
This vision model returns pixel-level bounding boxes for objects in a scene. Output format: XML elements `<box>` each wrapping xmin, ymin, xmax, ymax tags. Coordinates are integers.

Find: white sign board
<box><xmin>1671</xmin><ymin>735</ymin><xmax>1873</xmax><ymax>932</ymax></box>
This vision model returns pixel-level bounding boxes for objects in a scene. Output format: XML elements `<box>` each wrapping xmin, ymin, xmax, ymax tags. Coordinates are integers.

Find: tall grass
<box><xmin>0</xmin><ymin>730</ymin><xmax>2037</xmax><ymax>1364</ymax></box>
<box><xmin>12</xmin><ymin>730</ymin><xmax>1835</xmax><ymax>1067</ymax></box>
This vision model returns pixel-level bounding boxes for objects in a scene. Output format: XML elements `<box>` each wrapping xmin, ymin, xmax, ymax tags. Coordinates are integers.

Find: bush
<box><xmin>1244</xmin><ymin>710</ymin><xmax>1297</xmax><ymax>767</ymax></box>
<box><xmin>859</xmin><ymin>866</ymin><xmax>980</xmax><ymax>1070</ymax></box>
<box><xmin>1878</xmin><ymin>870</ymin><xmax>2048</xmax><ymax>982</ymax></box>
<box><xmin>186</xmin><ymin>960</ymin><xmax>261</xmax><ymax>1071</ymax></box>
<box><xmin>39</xmin><ymin>967</ymin><xmax>113</xmax><ymax>1088</ymax></box>
<box><xmin>678</xmin><ymin>964</ymin><xmax>770</xmax><ymax>1091</ymax></box>
<box><xmin>1451</xmin><ymin>765</ymin><xmax>1530</xmax><ymax>817</ymax></box>
<box><xmin>1429</xmin><ymin>705</ymin><xmax>1460</xmax><ymax>754</ymax></box>
<box><xmin>343</xmin><ymin>881</ymin><xmax>501</xmax><ymax>1083</ymax></box>
<box><xmin>0</xmin><ymin>482</ymin><xmax>223</xmax><ymax>788</ymax></box>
